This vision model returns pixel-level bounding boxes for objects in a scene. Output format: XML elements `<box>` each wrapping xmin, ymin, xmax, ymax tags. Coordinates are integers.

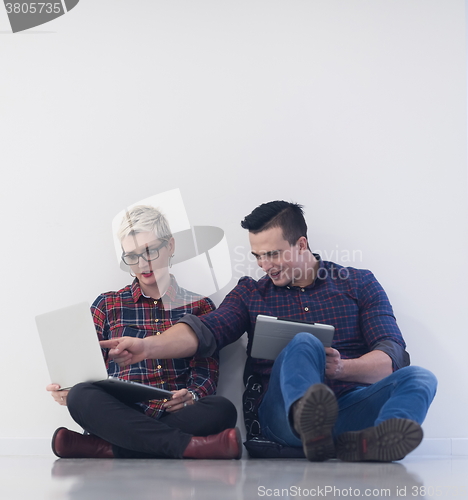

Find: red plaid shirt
<box><xmin>92</xmin><ymin>275</ymin><xmax>218</xmax><ymax>419</ymax></box>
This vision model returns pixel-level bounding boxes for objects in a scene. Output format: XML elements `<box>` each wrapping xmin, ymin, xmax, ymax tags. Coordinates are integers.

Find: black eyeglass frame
<box><xmin>121</xmin><ymin>240</ymin><xmax>168</xmax><ymax>266</ymax></box>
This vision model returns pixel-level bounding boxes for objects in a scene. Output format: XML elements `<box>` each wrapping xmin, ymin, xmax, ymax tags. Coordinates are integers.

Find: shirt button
<box><xmin>154</xmin><ymin>319</ymin><xmax>159</xmax><ymax>323</ymax></box>
<box><xmin>301</xmin><ymin>288</ymin><xmax>305</xmax><ymax>292</ymax></box>
<box><xmin>157</xmin><ymin>365</ymin><xmax>162</xmax><ymax>369</ymax></box>
<box><xmin>154</xmin><ymin>301</ymin><xmax>158</xmax><ymax>305</ymax></box>
<box><xmin>304</xmin><ymin>307</ymin><xmax>309</xmax><ymax>312</ymax></box>
<box><xmin>156</xmin><ymin>332</ymin><xmax>161</xmax><ymax>335</ymax></box>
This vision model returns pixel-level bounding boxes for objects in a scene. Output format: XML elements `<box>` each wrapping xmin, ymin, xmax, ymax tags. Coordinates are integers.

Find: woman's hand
<box><xmin>46</xmin><ymin>383</ymin><xmax>69</xmax><ymax>406</ymax></box>
<box><xmin>163</xmin><ymin>389</ymin><xmax>195</xmax><ymax>413</ymax></box>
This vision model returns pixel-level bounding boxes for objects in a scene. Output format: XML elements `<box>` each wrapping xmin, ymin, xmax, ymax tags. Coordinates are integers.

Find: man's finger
<box><xmin>100</xmin><ymin>339</ymin><xmax>121</xmax><ymax>349</ymax></box>
<box><xmin>109</xmin><ymin>352</ymin><xmax>133</xmax><ymax>366</ymax></box>
<box><xmin>108</xmin><ymin>347</ymin><xmax>125</xmax><ymax>356</ymax></box>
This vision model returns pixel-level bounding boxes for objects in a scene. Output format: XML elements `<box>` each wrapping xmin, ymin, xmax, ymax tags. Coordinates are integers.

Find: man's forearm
<box><xmin>339</xmin><ymin>350</ymin><xmax>393</xmax><ymax>384</ymax></box>
<box><xmin>143</xmin><ymin>323</ymin><xmax>200</xmax><ymax>359</ymax></box>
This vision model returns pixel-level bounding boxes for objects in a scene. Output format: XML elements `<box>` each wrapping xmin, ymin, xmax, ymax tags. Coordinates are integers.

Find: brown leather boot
<box><xmin>52</xmin><ymin>427</ymin><xmax>114</xmax><ymax>459</ymax></box>
<box><xmin>183</xmin><ymin>428</ymin><xmax>242</xmax><ymax>460</ymax></box>
<box><xmin>292</xmin><ymin>383</ymin><xmax>338</xmax><ymax>462</ymax></box>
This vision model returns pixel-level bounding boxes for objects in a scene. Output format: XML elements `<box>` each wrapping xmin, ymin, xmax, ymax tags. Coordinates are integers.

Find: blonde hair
<box><xmin>117</xmin><ymin>205</ymin><xmax>172</xmax><ymax>242</ymax></box>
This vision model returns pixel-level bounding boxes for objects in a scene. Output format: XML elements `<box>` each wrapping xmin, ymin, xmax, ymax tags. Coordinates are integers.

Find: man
<box><xmin>102</xmin><ymin>201</ymin><xmax>437</xmax><ymax>462</ymax></box>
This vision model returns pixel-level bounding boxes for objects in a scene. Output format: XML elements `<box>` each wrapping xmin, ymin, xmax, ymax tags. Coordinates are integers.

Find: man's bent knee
<box><xmin>287</xmin><ymin>331</ymin><xmax>324</xmax><ymax>351</ymax></box>
<box><xmin>392</xmin><ymin>366</ymin><xmax>438</xmax><ymax>399</ymax></box>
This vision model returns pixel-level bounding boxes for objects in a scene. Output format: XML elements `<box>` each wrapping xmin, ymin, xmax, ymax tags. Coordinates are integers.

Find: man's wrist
<box><xmin>335</xmin><ymin>359</ymin><xmax>348</xmax><ymax>380</ymax></box>
<box><xmin>143</xmin><ymin>336</ymin><xmax>159</xmax><ymax>359</ymax></box>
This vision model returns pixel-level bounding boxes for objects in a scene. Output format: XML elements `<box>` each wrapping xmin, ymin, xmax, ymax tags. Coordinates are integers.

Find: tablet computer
<box><xmin>250</xmin><ymin>314</ymin><xmax>335</xmax><ymax>360</ymax></box>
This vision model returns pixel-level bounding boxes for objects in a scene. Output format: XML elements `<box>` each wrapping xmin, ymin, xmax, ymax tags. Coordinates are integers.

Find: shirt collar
<box><xmin>314</xmin><ymin>254</ymin><xmax>326</xmax><ymax>283</ymax></box>
<box><xmin>130</xmin><ymin>275</ymin><xmax>178</xmax><ymax>303</ymax></box>
<box><xmin>285</xmin><ymin>253</ymin><xmax>324</xmax><ymax>290</ymax></box>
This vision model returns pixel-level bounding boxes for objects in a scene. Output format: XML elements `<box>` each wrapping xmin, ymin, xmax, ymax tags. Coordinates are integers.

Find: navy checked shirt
<box><xmin>92</xmin><ymin>275</ymin><xmax>218</xmax><ymax>419</ymax></box>
<box><xmin>179</xmin><ymin>257</ymin><xmax>408</xmax><ymax>414</ymax></box>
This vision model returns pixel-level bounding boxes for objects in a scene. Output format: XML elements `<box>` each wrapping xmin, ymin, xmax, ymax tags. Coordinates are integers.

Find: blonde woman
<box><xmin>47</xmin><ymin>205</ymin><xmax>241</xmax><ymax>459</ymax></box>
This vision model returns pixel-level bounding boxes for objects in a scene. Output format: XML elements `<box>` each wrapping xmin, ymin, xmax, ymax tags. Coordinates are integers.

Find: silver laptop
<box><xmin>250</xmin><ymin>314</ymin><xmax>335</xmax><ymax>360</ymax></box>
<box><xmin>35</xmin><ymin>302</ymin><xmax>173</xmax><ymax>403</ymax></box>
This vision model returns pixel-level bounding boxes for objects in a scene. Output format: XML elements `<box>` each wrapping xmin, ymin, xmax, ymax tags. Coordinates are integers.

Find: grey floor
<box><xmin>1</xmin><ymin>455</ymin><xmax>467</xmax><ymax>500</ymax></box>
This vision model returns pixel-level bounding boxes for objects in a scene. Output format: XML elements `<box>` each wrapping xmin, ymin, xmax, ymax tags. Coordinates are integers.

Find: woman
<box><xmin>46</xmin><ymin>205</ymin><xmax>241</xmax><ymax>459</ymax></box>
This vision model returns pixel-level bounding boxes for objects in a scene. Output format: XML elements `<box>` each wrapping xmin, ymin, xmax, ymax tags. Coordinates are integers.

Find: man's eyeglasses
<box><xmin>121</xmin><ymin>241</ymin><xmax>168</xmax><ymax>266</ymax></box>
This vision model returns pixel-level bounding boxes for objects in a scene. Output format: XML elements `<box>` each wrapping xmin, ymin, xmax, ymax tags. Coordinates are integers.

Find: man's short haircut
<box><xmin>117</xmin><ymin>205</ymin><xmax>173</xmax><ymax>242</ymax></box>
<box><xmin>240</xmin><ymin>200</ymin><xmax>308</xmax><ymax>245</ymax></box>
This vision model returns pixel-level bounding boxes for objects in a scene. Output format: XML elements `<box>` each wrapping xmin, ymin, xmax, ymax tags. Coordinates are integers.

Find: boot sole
<box><xmin>294</xmin><ymin>384</ymin><xmax>338</xmax><ymax>462</ymax></box>
<box><xmin>336</xmin><ymin>418</ymin><xmax>423</xmax><ymax>462</ymax></box>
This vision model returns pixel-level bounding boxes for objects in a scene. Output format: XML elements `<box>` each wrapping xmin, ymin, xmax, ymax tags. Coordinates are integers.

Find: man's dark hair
<box><xmin>241</xmin><ymin>201</ymin><xmax>308</xmax><ymax>245</ymax></box>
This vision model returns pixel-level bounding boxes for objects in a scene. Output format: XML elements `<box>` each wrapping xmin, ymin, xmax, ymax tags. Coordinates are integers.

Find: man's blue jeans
<box><xmin>258</xmin><ymin>333</ymin><xmax>438</xmax><ymax>447</ymax></box>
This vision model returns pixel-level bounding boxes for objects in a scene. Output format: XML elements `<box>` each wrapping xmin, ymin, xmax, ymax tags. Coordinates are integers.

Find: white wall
<box><xmin>0</xmin><ymin>0</ymin><xmax>466</xmax><ymax>453</ymax></box>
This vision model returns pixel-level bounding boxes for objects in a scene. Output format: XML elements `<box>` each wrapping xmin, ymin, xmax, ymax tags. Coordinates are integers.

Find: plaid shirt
<box><xmin>92</xmin><ymin>275</ymin><xmax>218</xmax><ymax>419</ymax></box>
<box><xmin>186</xmin><ymin>258</ymin><xmax>406</xmax><ymax>420</ymax></box>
